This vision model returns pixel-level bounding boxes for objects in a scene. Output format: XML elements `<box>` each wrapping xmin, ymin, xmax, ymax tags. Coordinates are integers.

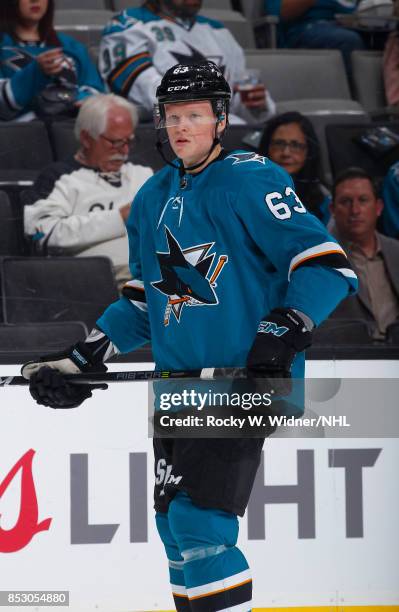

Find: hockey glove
<box><xmin>247</xmin><ymin>308</ymin><xmax>313</xmax><ymax>378</ymax></box>
<box><xmin>21</xmin><ymin>329</ymin><xmax>116</xmax><ymax>409</ymax></box>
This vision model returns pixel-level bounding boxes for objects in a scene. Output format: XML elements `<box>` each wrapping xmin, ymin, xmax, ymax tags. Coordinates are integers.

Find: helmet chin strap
<box><xmin>156</xmin><ymin>119</ymin><xmax>224</xmax><ymax>188</ymax></box>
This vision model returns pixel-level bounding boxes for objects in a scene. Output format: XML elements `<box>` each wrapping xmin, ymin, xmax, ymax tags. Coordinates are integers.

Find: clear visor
<box><xmin>154</xmin><ymin>104</ymin><xmax>218</xmax><ymax>129</ymax></box>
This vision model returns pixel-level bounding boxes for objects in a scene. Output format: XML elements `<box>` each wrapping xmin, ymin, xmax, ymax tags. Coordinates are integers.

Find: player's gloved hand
<box><xmin>21</xmin><ymin>329</ymin><xmax>116</xmax><ymax>409</ymax></box>
<box><xmin>28</xmin><ymin>366</ymin><xmax>105</xmax><ymax>409</ymax></box>
<box><xmin>247</xmin><ymin>308</ymin><xmax>313</xmax><ymax>379</ymax></box>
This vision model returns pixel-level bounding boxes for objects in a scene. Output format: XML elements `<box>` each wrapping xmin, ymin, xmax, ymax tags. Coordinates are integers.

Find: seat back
<box><xmin>56</xmin><ymin>0</ymin><xmax>108</xmax><ymax>9</ymax></box>
<box><xmin>0</xmin><ymin>322</ymin><xmax>88</xmax><ymax>364</ymax></box>
<box><xmin>203</xmin><ymin>0</ymin><xmax>234</xmax><ymax>9</ymax></box>
<box><xmin>0</xmin><ymin>191</ymin><xmax>24</xmax><ymax>256</ymax></box>
<box><xmin>351</xmin><ymin>51</ymin><xmax>386</xmax><ymax>112</ymax></box>
<box><xmin>326</xmin><ymin>121</ymin><xmax>399</xmax><ymax>179</ymax></box>
<box><xmin>49</xmin><ymin>122</ymin><xmax>78</xmax><ymax>161</ymax></box>
<box><xmin>199</xmin><ymin>8</ymin><xmax>256</xmax><ymax>48</ymax></box>
<box><xmin>2</xmin><ymin>257</ymin><xmax>118</xmax><ymax>329</ymax></box>
<box><xmin>245</xmin><ymin>50</ymin><xmax>351</xmax><ymax>101</ymax></box>
<box><xmin>239</xmin><ymin>0</ymin><xmax>265</xmax><ymax>21</ymax></box>
<box><xmin>54</xmin><ymin>8</ymin><xmax>113</xmax><ymax>24</ymax></box>
<box><xmin>55</xmin><ymin>9</ymin><xmax>113</xmax><ymax>45</ymax></box>
<box><xmin>111</xmin><ymin>0</ymin><xmax>144</xmax><ymax>9</ymax></box>
<box><xmin>386</xmin><ymin>322</ymin><xmax>399</xmax><ymax>345</ymax></box>
<box><xmin>0</xmin><ymin>122</ymin><xmax>53</xmax><ymax>171</ymax></box>
<box><xmin>313</xmin><ymin>319</ymin><xmax>373</xmax><ymax>345</ymax></box>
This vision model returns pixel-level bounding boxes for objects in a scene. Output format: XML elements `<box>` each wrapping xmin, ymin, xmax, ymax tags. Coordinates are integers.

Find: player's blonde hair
<box><xmin>74</xmin><ymin>94</ymin><xmax>139</xmax><ymax>140</ymax></box>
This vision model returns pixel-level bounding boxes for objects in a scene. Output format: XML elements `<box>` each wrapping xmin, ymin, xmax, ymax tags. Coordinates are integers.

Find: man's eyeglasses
<box><xmin>100</xmin><ymin>134</ymin><xmax>135</xmax><ymax>148</ymax></box>
<box><xmin>270</xmin><ymin>139</ymin><xmax>307</xmax><ymax>153</ymax></box>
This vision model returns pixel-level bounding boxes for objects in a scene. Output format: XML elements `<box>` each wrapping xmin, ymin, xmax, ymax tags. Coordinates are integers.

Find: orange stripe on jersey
<box><xmin>291</xmin><ymin>249</ymin><xmax>346</xmax><ymax>272</ymax></box>
<box><xmin>189</xmin><ymin>578</ymin><xmax>252</xmax><ymax>601</ymax></box>
<box><xmin>110</xmin><ymin>52</ymin><xmax>151</xmax><ymax>83</ymax></box>
<box><xmin>172</xmin><ymin>592</ymin><xmax>189</xmax><ymax>599</ymax></box>
<box><xmin>122</xmin><ymin>60</ymin><xmax>152</xmax><ymax>94</ymax></box>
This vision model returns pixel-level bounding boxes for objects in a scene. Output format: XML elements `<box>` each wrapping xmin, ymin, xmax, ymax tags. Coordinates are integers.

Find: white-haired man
<box><xmin>24</xmin><ymin>93</ymin><xmax>153</xmax><ymax>289</ymax></box>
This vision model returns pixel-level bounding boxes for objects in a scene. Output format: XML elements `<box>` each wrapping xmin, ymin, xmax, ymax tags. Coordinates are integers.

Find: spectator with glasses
<box><xmin>24</xmin><ymin>94</ymin><xmax>153</xmax><ymax>290</ymax></box>
<box><xmin>259</xmin><ymin>111</ymin><xmax>331</xmax><ymax>223</ymax></box>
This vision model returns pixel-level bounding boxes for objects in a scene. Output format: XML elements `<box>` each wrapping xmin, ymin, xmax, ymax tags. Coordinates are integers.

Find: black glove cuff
<box><xmin>258</xmin><ymin>308</ymin><xmax>312</xmax><ymax>352</ymax></box>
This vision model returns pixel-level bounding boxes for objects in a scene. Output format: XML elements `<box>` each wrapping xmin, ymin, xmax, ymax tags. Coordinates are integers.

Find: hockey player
<box><xmin>98</xmin><ymin>0</ymin><xmax>275</xmax><ymax>123</ymax></box>
<box><xmin>22</xmin><ymin>62</ymin><xmax>357</xmax><ymax>611</ymax></box>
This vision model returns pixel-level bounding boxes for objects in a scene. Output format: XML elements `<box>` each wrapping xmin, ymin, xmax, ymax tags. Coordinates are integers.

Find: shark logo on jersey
<box><xmin>226</xmin><ymin>152</ymin><xmax>267</xmax><ymax>165</ymax></box>
<box><xmin>152</xmin><ymin>227</ymin><xmax>228</xmax><ymax>326</ymax></box>
<box><xmin>2</xmin><ymin>47</ymin><xmax>33</xmax><ymax>71</ymax></box>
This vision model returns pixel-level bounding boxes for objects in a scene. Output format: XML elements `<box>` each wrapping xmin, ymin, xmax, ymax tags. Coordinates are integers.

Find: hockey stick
<box><xmin>0</xmin><ymin>367</ymin><xmax>247</xmax><ymax>387</ymax></box>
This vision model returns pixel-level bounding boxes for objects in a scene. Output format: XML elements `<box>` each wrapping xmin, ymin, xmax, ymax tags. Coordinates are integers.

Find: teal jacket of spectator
<box><xmin>264</xmin><ymin>0</ymin><xmax>358</xmax><ymax>45</ymax></box>
<box><xmin>0</xmin><ymin>32</ymin><xmax>104</xmax><ymax>120</ymax></box>
<box><xmin>382</xmin><ymin>161</ymin><xmax>399</xmax><ymax>240</ymax></box>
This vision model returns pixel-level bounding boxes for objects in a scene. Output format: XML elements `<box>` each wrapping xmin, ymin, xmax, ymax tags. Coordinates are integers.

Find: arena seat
<box><xmin>326</xmin><ymin>121</ymin><xmax>399</xmax><ymax>180</ymax></box>
<box><xmin>312</xmin><ymin>319</ymin><xmax>373</xmax><ymax>345</ymax></box>
<box><xmin>0</xmin><ymin>122</ymin><xmax>53</xmax><ymax>182</ymax></box>
<box><xmin>0</xmin><ymin>322</ymin><xmax>88</xmax><ymax>365</ymax></box>
<box><xmin>386</xmin><ymin>322</ymin><xmax>399</xmax><ymax>345</ymax></box>
<box><xmin>202</xmin><ymin>0</ymin><xmax>234</xmax><ymax>9</ymax></box>
<box><xmin>351</xmin><ymin>50</ymin><xmax>386</xmax><ymax>112</ymax></box>
<box><xmin>111</xmin><ymin>0</ymin><xmax>141</xmax><ymax>9</ymax></box>
<box><xmin>1</xmin><ymin>257</ymin><xmax>118</xmax><ymax>329</ymax></box>
<box><xmin>0</xmin><ymin>191</ymin><xmax>24</xmax><ymax>256</ymax></box>
<box><xmin>48</xmin><ymin>121</ymin><xmax>78</xmax><ymax>161</ymax></box>
<box><xmin>244</xmin><ymin>50</ymin><xmax>365</xmax><ymax>111</ymax></box>
<box><xmin>56</xmin><ymin>0</ymin><xmax>109</xmax><ymax>9</ymax></box>
<box><xmin>199</xmin><ymin>9</ymin><xmax>256</xmax><ymax>48</ymax></box>
<box><xmin>54</xmin><ymin>10</ymin><xmax>113</xmax><ymax>46</ymax></box>
<box><xmin>239</xmin><ymin>0</ymin><xmax>279</xmax><ymax>48</ymax></box>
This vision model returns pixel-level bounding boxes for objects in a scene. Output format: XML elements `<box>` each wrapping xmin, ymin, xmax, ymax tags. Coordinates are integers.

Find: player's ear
<box><xmin>216</xmin><ymin>115</ymin><xmax>227</xmax><ymax>136</ymax></box>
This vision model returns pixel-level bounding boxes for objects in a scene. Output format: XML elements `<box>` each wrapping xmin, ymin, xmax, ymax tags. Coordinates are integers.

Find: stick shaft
<box><xmin>0</xmin><ymin>367</ymin><xmax>247</xmax><ymax>387</ymax></box>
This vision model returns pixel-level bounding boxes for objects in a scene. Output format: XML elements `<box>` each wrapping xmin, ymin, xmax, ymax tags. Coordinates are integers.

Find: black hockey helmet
<box><xmin>154</xmin><ymin>61</ymin><xmax>231</xmax><ymax>128</ymax></box>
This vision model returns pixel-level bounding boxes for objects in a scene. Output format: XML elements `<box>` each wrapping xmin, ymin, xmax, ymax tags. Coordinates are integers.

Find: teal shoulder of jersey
<box><xmin>196</xmin><ymin>15</ymin><xmax>225</xmax><ymax>29</ymax></box>
<box><xmin>102</xmin><ymin>6</ymin><xmax>161</xmax><ymax>36</ymax></box>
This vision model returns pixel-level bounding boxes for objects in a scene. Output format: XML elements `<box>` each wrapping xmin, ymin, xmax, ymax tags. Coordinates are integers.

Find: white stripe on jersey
<box><xmin>288</xmin><ymin>241</ymin><xmax>347</xmax><ymax>279</ymax></box>
<box><xmin>334</xmin><ymin>267</ymin><xmax>358</xmax><ymax>279</ymax></box>
<box><xmin>186</xmin><ymin>568</ymin><xmax>251</xmax><ymax>599</ymax></box>
<box><xmin>171</xmin><ymin>583</ymin><xmax>187</xmax><ymax>596</ymax></box>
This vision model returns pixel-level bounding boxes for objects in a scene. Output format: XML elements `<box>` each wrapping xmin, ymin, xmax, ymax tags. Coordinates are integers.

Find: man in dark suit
<box><xmin>329</xmin><ymin>167</ymin><xmax>399</xmax><ymax>339</ymax></box>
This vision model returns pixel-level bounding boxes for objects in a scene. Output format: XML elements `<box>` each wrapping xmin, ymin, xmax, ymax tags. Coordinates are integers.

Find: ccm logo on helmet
<box><xmin>167</xmin><ymin>86</ymin><xmax>190</xmax><ymax>91</ymax></box>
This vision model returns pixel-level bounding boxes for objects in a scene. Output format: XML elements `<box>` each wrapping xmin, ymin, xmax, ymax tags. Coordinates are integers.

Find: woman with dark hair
<box><xmin>258</xmin><ymin>111</ymin><xmax>331</xmax><ymax>224</ymax></box>
<box><xmin>0</xmin><ymin>0</ymin><xmax>103</xmax><ymax>121</ymax></box>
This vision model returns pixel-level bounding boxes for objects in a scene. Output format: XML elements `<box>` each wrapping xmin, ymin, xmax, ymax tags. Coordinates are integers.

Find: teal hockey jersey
<box><xmin>97</xmin><ymin>151</ymin><xmax>357</xmax><ymax>377</ymax></box>
<box><xmin>0</xmin><ymin>33</ymin><xmax>103</xmax><ymax>120</ymax></box>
